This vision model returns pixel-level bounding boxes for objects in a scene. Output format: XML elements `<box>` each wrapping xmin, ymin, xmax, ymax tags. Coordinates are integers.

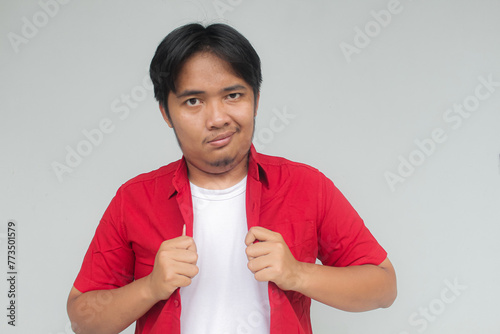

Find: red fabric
<box><xmin>74</xmin><ymin>145</ymin><xmax>387</xmax><ymax>333</ymax></box>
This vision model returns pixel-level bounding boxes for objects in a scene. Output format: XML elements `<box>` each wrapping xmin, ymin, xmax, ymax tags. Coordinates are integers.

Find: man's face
<box><xmin>162</xmin><ymin>51</ymin><xmax>258</xmax><ymax>179</ymax></box>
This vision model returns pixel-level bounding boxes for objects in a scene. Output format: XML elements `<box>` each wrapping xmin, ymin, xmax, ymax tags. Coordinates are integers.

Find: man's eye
<box><xmin>186</xmin><ymin>98</ymin><xmax>200</xmax><ymax>106</ymax></box>
<box><xmin>227</xmin><ymin>93</ymin><xmax>241</xmax><ymax>100</ymax></box>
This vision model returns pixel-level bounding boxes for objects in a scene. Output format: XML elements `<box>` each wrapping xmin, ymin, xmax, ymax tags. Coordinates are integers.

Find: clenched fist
<box><xmin>146</xmin><ymin>226</ymin><xmax>199</xmax><ymax>301</ymax></box>
<box><xmin>245</xmin><ymin>226</ymin><xmax>305</xmax><ymax>292</ymax></box>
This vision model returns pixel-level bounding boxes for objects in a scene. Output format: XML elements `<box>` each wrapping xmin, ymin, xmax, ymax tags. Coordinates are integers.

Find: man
<box><xmin>67</xmin><ymin>23</ymin><xmax>396</xmax><ymax>334</ymax></box>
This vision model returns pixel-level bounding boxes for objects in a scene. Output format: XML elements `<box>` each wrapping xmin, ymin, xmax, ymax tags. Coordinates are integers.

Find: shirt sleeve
<box><xmin>317</xmin><ymin>176</ymin><xmax>387</xmax><ymax>267</ymax></box>
<box><xmin>73</xmin><ymin>187</ymin><xmax>135</xmax><ymax>292</ymax></box>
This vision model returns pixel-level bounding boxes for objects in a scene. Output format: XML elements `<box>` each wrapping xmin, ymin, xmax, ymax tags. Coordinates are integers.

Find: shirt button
<box><xmin>173</xmin><ymin>299</ymin><xmax>180</xmax><ymax>307</ymax></box>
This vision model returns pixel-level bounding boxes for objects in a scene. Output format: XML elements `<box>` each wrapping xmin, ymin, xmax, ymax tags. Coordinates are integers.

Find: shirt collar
<box><xmin>248</xmin><ymin>144</ymin><xmax>269</xmax><ymax>188</ymax></box>
<box><xmin>167</xmin><ymin>144</ymin><xmax>269</xmax><ymax>199</ymax></box>
<box><xmin>167</xmin><ymin>157</ymin><xmax>189</xmax><ymax>199</ymax></box>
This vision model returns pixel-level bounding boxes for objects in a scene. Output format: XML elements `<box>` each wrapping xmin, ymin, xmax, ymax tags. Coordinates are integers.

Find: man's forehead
<box><xmin>174</xmin><ymin>52</ymin><xmax>235</xmax><ymax>79</ymax></box>
<box><xmin>171</xmin><ymin>55</ymin><xmax>249</xmax><ymax>95</ymax></box>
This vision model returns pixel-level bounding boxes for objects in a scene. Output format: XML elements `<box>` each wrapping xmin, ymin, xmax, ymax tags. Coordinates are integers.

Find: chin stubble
<box><xmin>170</xmin><ymin>116</ymin><xmax>256</xmax><ymax>168</ymax></box>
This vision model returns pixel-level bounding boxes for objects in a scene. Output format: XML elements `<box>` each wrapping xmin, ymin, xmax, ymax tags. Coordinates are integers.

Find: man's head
<box><xmin>149</xmin><ymin>23</ymin><xmax>262</xmax><ymax>184</ymax></box>
<box><xmin>150</xmin><ymin>23</ymin><xmax>262</xmax><ymax>120</ymax></box>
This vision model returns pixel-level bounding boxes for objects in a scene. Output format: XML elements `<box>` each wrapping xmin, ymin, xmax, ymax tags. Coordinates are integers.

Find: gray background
<box><xmin>1</xmin><ymin>0</ymin><xmax>499</xmax><ymax>333</ymax></box>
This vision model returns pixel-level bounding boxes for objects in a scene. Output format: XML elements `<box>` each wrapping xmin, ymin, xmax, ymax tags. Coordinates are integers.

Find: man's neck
<box><xmin>186</xmin><ymin>156</ymin><xmax>248</xmax><ymax>190</ymax></box>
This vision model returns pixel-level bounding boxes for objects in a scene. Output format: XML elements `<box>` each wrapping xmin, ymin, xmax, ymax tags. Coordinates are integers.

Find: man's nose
<box><xmin>205</xmin><ymin>99</ymin><xmax>230</xmax><ymax>129</ymax></box>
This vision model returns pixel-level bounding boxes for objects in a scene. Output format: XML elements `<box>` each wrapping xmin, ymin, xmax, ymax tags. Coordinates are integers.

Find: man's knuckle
<box><xmin>182</xmin><ymin>277</ymin><xmax>192</xmax><ymax>287</ymax></box>
<box><xmin>275</xmin><ymin>243</ymin><xmax>285</xmax><ymax>252</ymax></box>
<box><xmin>157</xmin><ymin>251</ymin><xmax>169</xmax><ymax>263</ymax></box>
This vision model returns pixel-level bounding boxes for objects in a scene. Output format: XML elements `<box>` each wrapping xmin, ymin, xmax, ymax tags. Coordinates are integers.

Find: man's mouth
<box><xmin>207</xmin><ymin>131</ymin><xmax>235</xmax><ymax>147</ymax></box>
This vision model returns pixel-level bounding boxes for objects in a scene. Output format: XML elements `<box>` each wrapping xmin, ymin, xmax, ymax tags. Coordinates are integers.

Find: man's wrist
<box><xmin>290</xmin><ymin>261</ymin><xmax>313</xmax><ymax>293</ymax></box>
<box><xmin>140</xmin><ymin>275</ymin><xmax>162</xmax><ymax>304</ymax></box>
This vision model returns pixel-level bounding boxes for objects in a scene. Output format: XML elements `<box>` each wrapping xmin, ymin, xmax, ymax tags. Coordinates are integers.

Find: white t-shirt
<box><xmin>179</xmin><ymin>176</ymin><xmax>270</xmax><ymax>334</ymax></box>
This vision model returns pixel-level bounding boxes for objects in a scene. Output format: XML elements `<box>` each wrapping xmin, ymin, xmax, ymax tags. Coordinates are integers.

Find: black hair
<box><xmin>149</xmin><ymin>23</ymin><xmax>262</xmax><ymax>119</ymax></box>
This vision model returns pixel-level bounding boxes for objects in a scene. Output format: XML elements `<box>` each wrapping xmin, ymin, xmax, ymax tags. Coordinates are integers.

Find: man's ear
<box><xmin>159</xmin><ymin>104</ymin><xmax>173</xmax><ymax>128</ymax></box>
<box><xmin>254</xmin><ymin>92</ymin><xmax>260</xmax><ymax>117</ymax></box>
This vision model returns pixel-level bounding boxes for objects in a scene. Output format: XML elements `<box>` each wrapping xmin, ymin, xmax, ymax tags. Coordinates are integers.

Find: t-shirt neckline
<box><xmin>189</xmin><ymin>176</ymin><xmax>247</xmax><ymax>201</ymax></box>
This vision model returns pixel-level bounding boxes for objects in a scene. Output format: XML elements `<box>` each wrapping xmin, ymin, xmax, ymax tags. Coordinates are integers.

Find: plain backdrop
<box><xmin>1</xmin><ymin>0</ymin><xmax>499</xmax><ymax>333</ymax></box>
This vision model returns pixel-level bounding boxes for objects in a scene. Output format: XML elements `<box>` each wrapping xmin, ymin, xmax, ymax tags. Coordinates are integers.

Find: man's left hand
<box><xmin>245</xmin><ymin>226</ymin><xmax>304</xmax><ymax>291</ymax></box>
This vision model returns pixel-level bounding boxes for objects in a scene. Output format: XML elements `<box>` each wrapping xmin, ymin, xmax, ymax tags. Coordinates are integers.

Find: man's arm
<box><xmin>245</xmin><ymin>226</ymin><xmax>397</xmax><ymax>312</ymax></box>
<box><xmin>293</xmin><ymin>257</ymin><xmax>396</xmax><ymax>311</ymax></box>
<box><xmin>67</xmin><ymin>233</ymin><xmax>198</xmax><ymax>334</ymax></box>
<box><xmin>67</xmin><ymin>277</ymin><xmax>159</xmax><ymax>334</ymax></box>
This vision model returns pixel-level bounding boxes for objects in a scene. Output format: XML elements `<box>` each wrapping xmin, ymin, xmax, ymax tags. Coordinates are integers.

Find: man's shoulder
<box><xmin>254</xmin><ymin>151</ymin><xmax>331</xmax><ymax>191</ymax></box>
<box><xmin>119</xmin><ymin>159</ymin><xmax>182</xmax><ymax>191</ymax></box>
<box><xmin>256</xmin><ymin>151</ymin><xmax>323</xmax><ymax>176</ymax></box>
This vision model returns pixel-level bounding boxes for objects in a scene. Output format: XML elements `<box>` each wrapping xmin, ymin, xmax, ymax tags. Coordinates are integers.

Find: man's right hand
<box><xmin>67</xmin><ymin>226</ymin><xmax>198</xmax><ymax>334</ymax></box>
<box><xmin>146</xmin><ymin>227</ymin><xmax>199</xmax><ymax>301</ymax></box>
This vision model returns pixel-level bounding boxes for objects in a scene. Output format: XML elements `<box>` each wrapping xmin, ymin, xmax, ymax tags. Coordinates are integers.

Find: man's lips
<box><xmin>207</xmin><ymin>131</ymin><xmax>235</xmax><ymax>147</ymax></box>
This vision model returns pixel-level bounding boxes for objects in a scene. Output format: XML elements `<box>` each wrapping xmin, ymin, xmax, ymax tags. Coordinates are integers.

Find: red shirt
<box><xmin>74</xmin><ymin>145</ymin><xmax>387</xmax><ymax>333</ymax></box>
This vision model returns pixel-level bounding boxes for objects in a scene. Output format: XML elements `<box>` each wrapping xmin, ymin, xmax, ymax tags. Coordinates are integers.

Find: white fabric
<box><xmin>179</xmin><ymin>176</ymin><xmax>270</xmax><ymax>334</ymax></box>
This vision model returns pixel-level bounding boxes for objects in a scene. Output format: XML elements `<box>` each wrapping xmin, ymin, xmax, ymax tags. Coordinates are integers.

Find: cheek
<box><xmin>234</xmin><ymin>104</ymin><xmax>256</xmax><ymax>126</ymax></box>
<box><xmin>176</xmin><ymin>125</ymin><xmax>199</xmax><ymax>143</ymax></box>
<box><xmin>172</xmin><ymin>119</ymin><xmax>203</xmax><ymax>146</ymax></box>
<box><xmin>175</xmin><ymin>112</ymin><xmax>205</xmax><ymax>131</ymax></box>
<box><xmin>245</xmin><ymin>113</ymin><xmax>256</xmax><ymax>132</ymax></box>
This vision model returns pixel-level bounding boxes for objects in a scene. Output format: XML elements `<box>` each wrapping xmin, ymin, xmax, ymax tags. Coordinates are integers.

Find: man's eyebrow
<box><xmin>175</xmin><ymin>89</ymin><xmax>205</xmax><ymax>99</ymax></box>
<box><xmin>222</xmin><ymin>84</ymin><xmax>247</xmax><ymax>92</ymax></box>
<box><xmin>175</xmin><ymin>85</ymin><xmax>247</xmax><ymax>99</ymax></box>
